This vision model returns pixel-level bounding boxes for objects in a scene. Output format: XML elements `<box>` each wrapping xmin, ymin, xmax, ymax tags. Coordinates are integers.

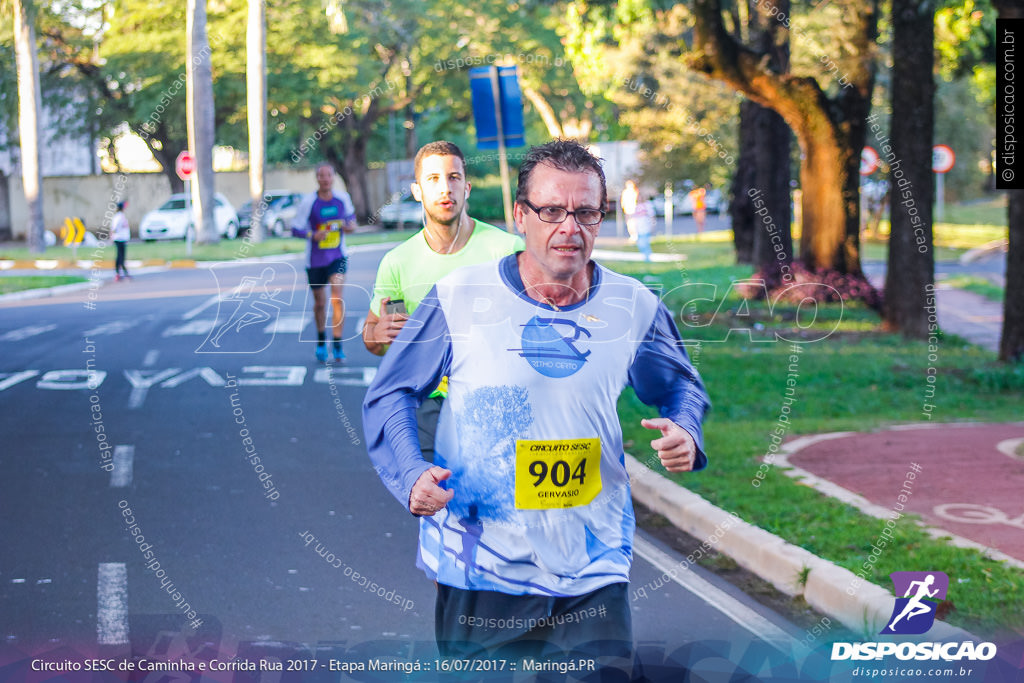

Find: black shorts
<box><xmin>306</xmin><ymin>257</ymin><xmax>347</xmax><ymax>289</ymax></box>
<box><xmin>435</xmin><ymin>581</ymin><xmax>633</xmax><ymax>661</ymax></box>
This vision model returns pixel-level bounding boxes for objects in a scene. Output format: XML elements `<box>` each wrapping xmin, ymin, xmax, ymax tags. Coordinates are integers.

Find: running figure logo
<box><xmin>881</xmin><ymin>571</ymin><xmax>949</xmax><ymax>635</ymax></box>
<box><xmin>198</xmin><ymin>264</ymin><xmax>295</xmax><ymax>354</ymax></box>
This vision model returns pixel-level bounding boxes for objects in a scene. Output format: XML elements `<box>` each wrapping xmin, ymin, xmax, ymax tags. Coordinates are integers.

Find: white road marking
<box><xmin>633</xmin><ymin>534</ymin><xmax>792</xmax><ymax>649</ymax></box>
<box><xmin>0</xmin><ymin>323</ymin><xmax>57</xmax><ymax>342</ymax></box>
<box><xmin>97</xmin><ymin>563</ymin><xmax>129</xmax><ymax>645</ymax></box>
<box><xmin>265</xmin><ymin>313</ymin><xmax>308</xmax><ymax>334</ymax></box>
<box><xmin>163</xmin><ymin>319</ymin><xmax>216</xmax><ymax>336</ymax></box>
<box><xmin>125</xmin><ymin>369</ymin><xmax>181</xmax><ymax>409</ymax></box>
<box><xmin>83</xmin><ymin>319</ymin><xmax>142</xmax><ymax>336</ymax></box>
<box><xmin>182</xmin><ymin>294</ymin><xmax>221</xmax><ymax>321</ymax></box>
<box><xmin>0</xmin><ymin>370</ymin><xmax>40</xmax><ymax>392</ymax></box>
<box><xmin>143</xmin><ymin>350</ymin><xmax>160</xmax><ymax>367</ymax></box>
<box><xmin>110</xmin><ymin>445</ymin><xmax>134</xmax><ymax>488</ymax></box>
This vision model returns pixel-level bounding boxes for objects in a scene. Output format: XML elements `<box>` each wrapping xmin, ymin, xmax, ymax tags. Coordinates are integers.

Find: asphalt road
<box><xmin>0</xmin><ymin>242</ymin><xmax>822</xmax><ymax>682</ymax></box>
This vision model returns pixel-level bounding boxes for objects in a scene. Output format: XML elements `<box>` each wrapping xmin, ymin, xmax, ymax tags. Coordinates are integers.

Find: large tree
<box><xmin>689</xmin><ymin>0</ymin><xmax>878</xmax><ymax>276</ymax></box>
<box><xmin>730</xmin><ymin>0</ymin><xmax>793</xmax><ymax>277</ymax></box>
<box><xmin>882</xmin><ymin>0</ymin><xmax>936</xmax><ymax>337</ymax></box>
<box><xmin>246</xmin><ymin>0</ymin><xmax>266</xmax><ymax>242</ymax></box>
<box><xmin>186</xmin><ymin>0</ymin><xmax>217</xmax><ymax>243</ymax></box>
<box><xmin>10</xmin><ymin>0</ymin><xmax>45</xmax><ymax>253</ymax></box>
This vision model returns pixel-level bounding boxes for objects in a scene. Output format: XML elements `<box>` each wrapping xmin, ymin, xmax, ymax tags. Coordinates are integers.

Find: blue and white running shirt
<box><xmin>363</xmin><ymin>254</ymin><xmax>709</xmax><ymax>597</ymax></box>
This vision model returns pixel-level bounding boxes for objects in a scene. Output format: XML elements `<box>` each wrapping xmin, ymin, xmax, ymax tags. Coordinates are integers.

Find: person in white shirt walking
<box><xmin>112</xmin><ymin>201</ymin><xmax>131</xmax><ymax>281</ymax></box>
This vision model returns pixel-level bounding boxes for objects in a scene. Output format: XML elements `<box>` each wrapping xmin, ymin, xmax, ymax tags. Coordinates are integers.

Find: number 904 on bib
<box><xmin>514</xmin><ymin>438</ymin><xmax>602</xmax><ymax>510</ymax></box>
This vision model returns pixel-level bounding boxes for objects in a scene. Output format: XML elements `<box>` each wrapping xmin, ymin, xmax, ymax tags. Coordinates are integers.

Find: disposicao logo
<box><xmin>882</xmin><ymin>570</ymin><xmax>948</xmax><ymax>635</ymax></box>
<box><xmin>831</xmin><ymin>570</ymin><xmax>997</xmax><ymax>663</ymax></box>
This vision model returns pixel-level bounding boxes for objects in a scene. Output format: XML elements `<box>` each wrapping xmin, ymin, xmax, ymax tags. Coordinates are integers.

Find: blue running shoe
<box><xmin>332</xmin><ymin>344</ymin><xmax>345</xmax><ymax>362</ymax></box>
<box><xmin>315</xmin><ymin>345</ymin><xmax>328</xmax><ymax>363</ymax></box>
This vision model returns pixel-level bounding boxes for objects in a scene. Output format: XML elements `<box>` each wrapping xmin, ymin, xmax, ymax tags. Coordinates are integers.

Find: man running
<box><xmin>291</xmin><ymin>163</ymin><xmax>356</xmax><ymax>362</ymax></box>
<box><xmin>363</xmin><ymin>139</ymin><xmax>709</xmax><ymax>668</ymax></box>
<box><xmin>363</xmin><ymin>140</ymin><xmax>522</xmax><ymax>458</ymax></box>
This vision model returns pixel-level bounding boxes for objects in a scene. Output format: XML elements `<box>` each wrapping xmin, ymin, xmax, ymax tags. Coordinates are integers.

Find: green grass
<box><xmin>603</xmin><ymin>240</ymin><xmax>1024</xmax><ymax>639</ymax></box>
<box><xmin>0</xmin><ymin>275</ymin><xmax>88</xmax><ymax>295</ymax></box>
<box><xmin>0</xmin><ymin>229</ymin><xmax>418</xmax><ymax>263</ymax></box>
<box><xmin>939</xmin><ymin>196</ymin><xmax>1009</xmax><ymax>228</ymax></box>
<box><xmin>942</xmin><ymin>275</ymin><xmax>1005</xmax><ymax>303</ymax></box>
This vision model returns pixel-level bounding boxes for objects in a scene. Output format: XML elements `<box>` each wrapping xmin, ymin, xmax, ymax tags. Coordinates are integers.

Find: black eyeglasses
<box><xmin>521</xmin><ymin>199</ymin><xmax>606</xmax><ymax>227</ymax></box>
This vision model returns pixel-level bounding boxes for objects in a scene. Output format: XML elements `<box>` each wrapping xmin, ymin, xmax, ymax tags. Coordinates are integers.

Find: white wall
<box><xmin>6</xmin><ymin>167</ymin><xmax>350</xmax><ymax>238</ymax></box>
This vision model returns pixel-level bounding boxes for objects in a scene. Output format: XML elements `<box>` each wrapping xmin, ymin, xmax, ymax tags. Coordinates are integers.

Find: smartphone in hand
<box><xmin>384</xmin><ymin>299</ymin><xmax>407</xmax><ymax>316</ymax></box>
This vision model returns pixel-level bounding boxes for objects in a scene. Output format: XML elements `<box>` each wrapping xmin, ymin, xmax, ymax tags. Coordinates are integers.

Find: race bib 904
<box><xmin>515</xmin><ymin>438</ymin><xmax>602</xmax><ymax>509</ymax></box>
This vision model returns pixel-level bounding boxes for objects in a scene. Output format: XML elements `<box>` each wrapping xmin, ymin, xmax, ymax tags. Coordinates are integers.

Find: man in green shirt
<box><xmin>363</xmin><ymin>140</ymin><xmax>522</xmax><ymax>457</ymax></box>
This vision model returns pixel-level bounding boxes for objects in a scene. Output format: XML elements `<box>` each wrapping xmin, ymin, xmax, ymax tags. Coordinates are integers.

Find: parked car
<box><xmin>377</xmin><ymin>194</ymin><xmax>424</xmax><ymax>229</ymax></box>
<box><xmin>237</xmin><ymin>190</ymin><xmax>304</xmax><ymax>237</ymax></box>
<box><xmin>140</xmin><ymin>193</ymin><xmax>239</xmax><ymax>241</ymax></box>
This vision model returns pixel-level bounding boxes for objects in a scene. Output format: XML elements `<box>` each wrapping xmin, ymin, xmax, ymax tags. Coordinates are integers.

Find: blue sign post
<box><xmin>470</xmin><ymin>65</ymin><xmax>525</xmax><ymax>230</ymax></box>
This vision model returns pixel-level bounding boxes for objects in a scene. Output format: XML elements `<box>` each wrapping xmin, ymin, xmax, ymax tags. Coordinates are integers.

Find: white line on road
<box><xmin>182</xmin><ymin>294</ymin><xmax>221</xmax><ymax>321</ymax></box>
<box><xmin>97</xmin><ymin>563</ymin><xmax>129</xmax><ymax>645</ymax></box>
<box><xmin>633</xmin><ymin>534</ymin><xmax>793</xmax><ymax>649</ymax></box>
<box><xmin>0</xmin><ymin>370</ymin><xmax>40</xmax><ymax>392</ymax></box>
<box><xmin>0</xmin><ymin>323</ymin><xmax>57</xmax><ymax>342</ymax></box>
<box><xmin>110</xmin><ymin>445</ymin><xmax>134</xmax><ymax>488</ymax></box>
<box><xmin>143</xmin><ymin>349</ymin><xmax>160</xmax><ymax>367</ymax></box>
<box><xmin>126</xmin><ymin>368</ymin><xmax>181</xmax><ymax>409</ymax></box>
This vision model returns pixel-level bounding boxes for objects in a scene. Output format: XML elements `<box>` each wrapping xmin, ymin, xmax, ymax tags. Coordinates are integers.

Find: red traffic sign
<box><xmin>175</xmin><ymin>151</ymin><xmax>196</xmax><ymax>181</ymax></box>
<box><xmin>860</xmin><ymin>147</ymin><xmax>879</xmax><ymax>176</ymax></box>
<box><xmin>932</xmin><ymin>145</ymin><xmax>955</xmax><ymax>174</ymax></box>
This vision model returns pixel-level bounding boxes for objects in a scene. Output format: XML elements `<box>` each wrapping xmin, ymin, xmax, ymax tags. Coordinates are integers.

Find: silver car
<box><xmin>237</xmin><ymin>191</ymin><xmax>304</xmax><ymax>237</ymax></box>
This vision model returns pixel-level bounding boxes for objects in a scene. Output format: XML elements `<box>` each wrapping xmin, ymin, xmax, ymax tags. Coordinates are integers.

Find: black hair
<box><xmin>413</xmin><ymin>141</ymin><xmax>466</xmax><ymax>181</ymax></box>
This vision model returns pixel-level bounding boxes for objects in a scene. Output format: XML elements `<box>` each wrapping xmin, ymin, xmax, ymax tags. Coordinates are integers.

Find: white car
<box><xmin>140</xmin><ymin>193</ymin><xmax>239</xmax><ymax>241</ymax></box>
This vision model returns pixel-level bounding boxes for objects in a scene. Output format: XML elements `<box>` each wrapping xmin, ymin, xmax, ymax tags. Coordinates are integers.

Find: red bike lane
<box><xmin>782</xmin><ymin>423</ymin><xmax>1024</xmax><ymax>566</ymax></box>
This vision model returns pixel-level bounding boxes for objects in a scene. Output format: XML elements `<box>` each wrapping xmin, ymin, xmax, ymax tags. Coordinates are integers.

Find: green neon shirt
<box><xmin>369</xmin><ymin>219</ymin><xmax>524</xmax><ymax>316</ymax></box>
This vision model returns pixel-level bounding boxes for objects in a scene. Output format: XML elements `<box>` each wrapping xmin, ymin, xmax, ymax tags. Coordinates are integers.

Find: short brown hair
<box><xmin>413</xmin><ymin>141</ymin><xmax>466</xmax><ymax>181</ymax></box>
<box><xmin>515</xmin><ymin>139</ymin><xmax>607</xmax><ymax>209</ymax></box>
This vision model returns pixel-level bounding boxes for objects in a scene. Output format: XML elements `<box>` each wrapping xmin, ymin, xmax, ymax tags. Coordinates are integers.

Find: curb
<box><xmin>626</xmin><ymin>453</ymin><xmax>980</xmax><ymax>643</ymax></box>
<box><xmin>960</xmin><ymin>239</ymin><xmax>1008</xmax><ymax>265</ymax></box>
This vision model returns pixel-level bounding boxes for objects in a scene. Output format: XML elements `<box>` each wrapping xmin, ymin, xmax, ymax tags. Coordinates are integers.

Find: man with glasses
<box><xmin>363</xmin><ymin>139</ymin><xmax>709</xmax><ymax>668</ymax></box>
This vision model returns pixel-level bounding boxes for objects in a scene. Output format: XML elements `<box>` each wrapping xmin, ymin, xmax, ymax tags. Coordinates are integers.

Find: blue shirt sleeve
<box><xmin>362</xmin><ymin>287</ymin><xmax>453</xmax><ymax>508</ymax></box>
<box><xmin>628</xmin><ymin>303</ymin><xmax>711</xmax><ymax>470</ymax></box>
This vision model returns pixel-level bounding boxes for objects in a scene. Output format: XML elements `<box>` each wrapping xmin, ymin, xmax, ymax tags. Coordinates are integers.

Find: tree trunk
<box><xmin>522</xmin><ymin>86</ymin><xmax>564</xmax><ymax>139</ymax></box>
<box><xmin>749</xmin><ymin>0</ymin><xmax>793</xmax><ymax>278</ymax></box>
<box><xmin>334</xmin><ymin>132</ymin><xmax>371</xmax><ymax>222</ymax></box>
<box><xmin>995</xmin><ymin>1</ymin><xmax>1024</xmax><ymax>363</ymax></box>
<box><xmin>751</xmin><ymin>103</ymin><xmax>793</xmax><ymax>277</ymax></box>
<box><xmin>883</xmin><ymin>0</ymin><xmax>936</xmax><ymax>338</ymax></box>
<box><xmin>187</xmin><ymin>0</ymin><xmax>218</xmax><ymax>244</ymax></box>
<box><xmin>690</xmin><ymin>0</ymin><xmax>876</xmax><ymax>276</ymax></box>
<box><xmin>13</xmin><ymin>0</ymin><xmax>45</xmax><ymax>254</ymax></box>
<box><xmin>404</xmin><ymin>71</ymin><xmax>417</xmax><ymax>159</ymax></box>
<box><xmin>247</xmin><ymin>0</ymin><xmax>267</xmax><ymax>243</ymax></box>
<box><xmin>1002</xmin><ymin>190</ymin><xmax>1024</xmax><ymax>362</ymax></box>
<box><xmin>731</xmin><ymin>100</ymin><xmax>758</xmax><ymax>265</ymax></box>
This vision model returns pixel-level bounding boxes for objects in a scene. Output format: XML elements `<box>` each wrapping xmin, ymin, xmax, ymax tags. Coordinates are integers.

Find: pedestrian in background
<box><xmin>291</xmin><ymin>163</ymin><xmax>357</xmax><ymax>363</ymax></box>
<box><xmin>112</xmin><ymin>201</ymin><xmax>131</xmax><ymax>281</ymax></box>
<box><xmin>690</xmin><ymin>183</ymin><xmax>708</xmax><ymax>236</ymax></box>
<box><xmin>620</xmin><ymin>179</ymin><xmax>641</xmax><ymax>243</ymax></box>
